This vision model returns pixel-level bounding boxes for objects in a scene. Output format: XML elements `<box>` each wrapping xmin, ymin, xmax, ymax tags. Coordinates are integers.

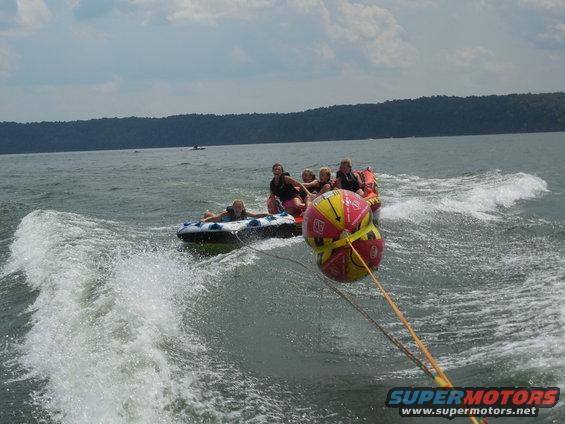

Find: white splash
<box><xmin>2</xmin><ymin>210</ymin><xmax>308</xmax><ymax>424</ymax></box>
<box><xmin>380</xmin><ymin>171</ymin><xmax>548</xmax><ymax>222</ymax></box>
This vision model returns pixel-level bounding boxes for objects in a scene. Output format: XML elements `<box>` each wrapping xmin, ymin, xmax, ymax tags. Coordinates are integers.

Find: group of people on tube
<box><xmin>202</xmin><ymin>158</ymin><xmax>369</xmax><ymax>222</ymax></box>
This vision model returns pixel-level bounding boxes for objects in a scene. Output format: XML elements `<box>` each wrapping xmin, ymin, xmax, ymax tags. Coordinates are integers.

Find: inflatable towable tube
<box><xmin>177</xmin><ymin>212</ymin><xmax>298</xmax><ymax>243</ymax></box>
<box><xmin>358</xmin><ymin>167</ymin><xmax>381</xmax><ymax>226</ymax></box>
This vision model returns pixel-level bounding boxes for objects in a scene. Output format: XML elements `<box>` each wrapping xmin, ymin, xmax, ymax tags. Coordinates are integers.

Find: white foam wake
<box><xmin>3</xmin><ymin>211</ymin><xmax>200</xmax><ymax>423</ymax></box>
<box><xmin>2</xmin><ymin>210</ymin><xmax>304</xmax><ymax>424</ymax></box>
<box><xmin>380</xmin><ymin>171</ymin><xmax>548</xmax><ymax>222</ymax></box>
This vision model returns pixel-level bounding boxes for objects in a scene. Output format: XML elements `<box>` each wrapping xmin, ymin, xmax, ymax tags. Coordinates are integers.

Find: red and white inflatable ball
<box><xmin>302</xmin><ymin>190</ymin><xmax>384</xmax><ymax>282</ymax></box>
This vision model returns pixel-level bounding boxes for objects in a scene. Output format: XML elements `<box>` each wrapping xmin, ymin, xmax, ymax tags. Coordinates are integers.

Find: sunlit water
<box><xmin>0</xmin><ymin>132</ymin><xmax>563</xmax><ymax>423</ymax></box>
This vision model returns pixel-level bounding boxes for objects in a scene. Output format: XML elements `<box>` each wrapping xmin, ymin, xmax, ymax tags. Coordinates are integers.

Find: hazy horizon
<box><xmin>2</xmin><ymin>90</ymin><xmax>563</xmax><ymax>125</ymax></box>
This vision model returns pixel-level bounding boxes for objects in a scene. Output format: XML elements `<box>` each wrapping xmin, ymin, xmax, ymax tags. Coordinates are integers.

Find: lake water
<box><xmin>0</xmin><ymin>132</ymin><xmax>563</xmax><ymax>423</ymax></box>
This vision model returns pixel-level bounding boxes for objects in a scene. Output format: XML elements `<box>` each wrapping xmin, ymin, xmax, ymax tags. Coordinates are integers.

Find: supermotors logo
<box><xmin>386</xmin><ymin>387</ymin><xmax>559</xmax><ymax>419</ymax></box>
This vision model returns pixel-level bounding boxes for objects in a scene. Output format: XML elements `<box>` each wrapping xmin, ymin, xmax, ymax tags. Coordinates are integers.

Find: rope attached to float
<box><xmin>234</xmin><ymin>233</ymin><xmax>435</xmax><ymax>379</ymax></box>
<box><xmin>345</xmin><ymin>239</ymin><xmax>484</xmax><ymax>424</ymax></box>
<box><xmin>234</xmin><ymin>232</ymin><xmax>486</xmax><ymax>424</ymax></box>
<box><xmin>313</xmin><ymin>224</ymin><xmax>376</xmax><ymax>253</ymax></box>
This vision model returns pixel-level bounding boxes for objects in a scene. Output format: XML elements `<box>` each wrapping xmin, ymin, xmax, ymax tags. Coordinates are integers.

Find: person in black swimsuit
<box><xmin>202</xmin><ymin>199</ymin><xmax>268</xmax><ymax>222</ymax></box>
<box><xmin>334</xmin><ymin>158</ymin><xmax>364</xmax><ymax>196</ymax></box>
<box><xmin>270</xmin><ymin>163</ymin><xmax>312</xmax><ymax>215</ymax></box>
<box><xmin>300</xmin><ymin>168</ymin><xmax>320</xmax><ymax>200</ymax></box>
<box><xmin>312</xmin><ymin>167</ymin><xmax>334</xmax><ymax>199</ymax></box>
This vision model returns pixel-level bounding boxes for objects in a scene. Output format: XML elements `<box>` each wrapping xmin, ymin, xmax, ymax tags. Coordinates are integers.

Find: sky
<box><xmin>0</xmin><ymin>0</ymin><xmax>564</xmax><ymax>122</ymax></box>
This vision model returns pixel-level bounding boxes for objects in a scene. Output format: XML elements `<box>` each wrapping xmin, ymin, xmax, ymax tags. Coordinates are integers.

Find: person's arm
<box><xmin>354</xmin><ymin>171</ymin><xmax>365</xmax><ymax>189</ymax></box>
<box><xmin>246</xmin><ymin>211</ymin><xmax>269</xmax><ymax>218</ymax></box>
<box><xmin>302</xmin><ymin>180</ymin><xmax>319</xmax><ymax>190</ymax></box>
<box><xmin>314</xmin><ymin>183</ymin><xmax>332</xmax><ymax>199</ymax></box>
<box><xmin>203</xmin><ymin>211</ymin><xmax>228</xmax><ymax>222</ymax></box>
<box><xmin>334</xmin><ymin>176</ymin><xmax>342</xmax><ymax>189</ymax></box>
<box><xmin>285</xmin><ymin>175</ymin><xmax>311</xmax><ymax>196</ymax></box>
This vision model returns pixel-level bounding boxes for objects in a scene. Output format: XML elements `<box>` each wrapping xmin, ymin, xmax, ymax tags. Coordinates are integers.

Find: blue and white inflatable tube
<box><xmin>177</xmin><ymin>212</ymin><xmax>298</xmax><ymax>243</ymax></box>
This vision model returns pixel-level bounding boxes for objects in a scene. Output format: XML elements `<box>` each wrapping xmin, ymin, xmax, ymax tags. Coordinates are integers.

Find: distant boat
<box><xmin>189</xmin><ymin>145</ymin><xmax>206</xmax><ymax>150</ymax></box>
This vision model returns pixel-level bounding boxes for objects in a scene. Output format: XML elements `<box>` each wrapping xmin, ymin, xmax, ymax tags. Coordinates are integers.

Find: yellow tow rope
<box><xmin>235</xmin><ymin>225</ymin><xmax>487</xmax><ymax>424</ymax></box>
<box><xmin>345</xmin><ymin>239</ymin><xmax>484</xmax><ymax>424</ymax></box>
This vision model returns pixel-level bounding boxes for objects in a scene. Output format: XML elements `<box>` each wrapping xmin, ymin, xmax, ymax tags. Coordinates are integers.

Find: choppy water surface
<box><xmin>0</xmin><ymin>132</ymin><xmax>563</xmax><ymax>423</ymax></box>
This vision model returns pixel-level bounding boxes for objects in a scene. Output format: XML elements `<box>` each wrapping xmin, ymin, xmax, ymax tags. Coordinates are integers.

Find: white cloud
<box><xmin>286</xmin><ymin>0</ymin><xmax>324</xmax><ymax>13</ymax></box>
<box><xmin>396</xmin><ymin>0</ymin><xmax>440</xmax><ymax>7</ymax></box>
<box><xmin>230</xmin><ymin>46</ymin><xmax>250</xmax><ymax>64</ymax></box>
<box><xmin>440</xmin><ymin>46</ymin><xmax>510</xmax><ymax>77</ymax></box>
<box><xmin>520</xmin><ymin>0</ymin><xmax>565</xmax><ymax>12</ymax></box>
<box><xmin>6</xmin><ymin>0</ymin><xmax>562</xmax><ymax>123</ymax></box>
<box><xmin>0</xmin><ymin>41</ymin><xmax>18</xmax><ymax>77</ymax></box>
<box><xmin>65</xmin><ymin>0</ymin><xmax>81</xmax><ymax>9</ymax></box>
<box><xmin>329</xmin><ymin>0</ymin><xmax>416</xmax><ymax>67</ymax></box>
<box><xmin>168</xmin><ymin>0</ymin><xmax>274</xmax><ymax>25</ymax></box>
<box><xmin>0</xmin><ymin>0</ymin><xmax>51</xmax><ymax>36</ymax></box>
<box><xmin>538</xmin><ymin>22</ymin><xmax>565</xmax><ymax>43</ymax></box>
<box><xmin>442</xmin><ymin>46</ymin><xmax>494</xmax><ymax>67</ymax></box>
<box><xmin>14</xmin><ymin>0</ymin><xmax>51</xmax><ymax>34</ymax></box>
<box><xmin>0</xmin><ymin>0</ymin><xmax>50</xmax><ymax>77</ymax></box>
<box><xmin>515</xmin><ymin>0</ymin><xmax>565</xmax><ymax>48</ymax></box>
<box><xmin>288</xmin><ymin>0</ymin><xmax>417</xmax><ymax>68</ymax></box>
<box><xmin>125</xmin><ymin>0</ymin><xmax>276</xmax><ymax>26</ymax></box>
<box><xmin>315</xmin><ymin>41</ymin><xmax>335</xmax><ymax>60</ymax></box>
<box><xmin>70</xmin><ymin>24</ymin><xmax>110</xmax><ymax>41</ymax></box>
<box><xmin>116</xmin><ymin>0</ymin><xmax>416</xmax><ymax>68</ymax></box>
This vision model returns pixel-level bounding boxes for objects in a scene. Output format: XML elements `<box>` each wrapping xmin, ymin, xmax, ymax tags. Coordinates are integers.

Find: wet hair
<box><xmin>232</xmin><ymin>199</ymin><xmax>244</xmax><ymax>207</ymax></box>
<box><xmin>340</xmin><ymin>158</ymin><xmax>352</xmax><ymax>168</ymax></box>
<box><xmin>319</xmin><ymin>167</ymin><xmax>331</xmax><ymax>179</ymax></box>
<box><xmin>301</xmin><ymin>168</ymin><xmax>315</xmax><ymax>181</ymax></box>
<box><xmin>272</xmin><ymin>163</ymin><xmax>284</xmax><ymax>172</ymax></box>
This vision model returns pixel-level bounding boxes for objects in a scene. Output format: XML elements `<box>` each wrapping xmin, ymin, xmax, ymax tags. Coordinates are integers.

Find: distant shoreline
<box><xmin>1</xmin><ymin>131</ymin><xmax>563</xmax><ymax>158</ymax></box>
<box><xmin>1</xmin><ymin>92</ymin><xmax>564</xmax><ymax>155</ymax></box>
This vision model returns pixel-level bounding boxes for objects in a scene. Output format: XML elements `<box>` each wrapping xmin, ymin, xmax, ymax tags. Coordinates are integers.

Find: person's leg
<box><xmin>294</xmin><ymin>196</ymin><xmax>306</xmax><ymax>209</ymax></box>
<box><xmin>283</xmin><ymin>198</ymin><xmax>303</xmax><ymax>215</ymax></box>
<box><xmin>202</xmin><ymin>211</ymin><xmax>214</xmax><ymax>219</ymax></box>
<box><xmin>283</xmin><ymin>199</ymin><xmax>296</xmax><ymax>214</ymax></box>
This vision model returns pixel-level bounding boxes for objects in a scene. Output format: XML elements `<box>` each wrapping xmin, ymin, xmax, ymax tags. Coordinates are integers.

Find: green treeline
<box><xmin>1</xmin><ymin>92</ymin><xmax>564</xmax><ymax>154</ymax></box>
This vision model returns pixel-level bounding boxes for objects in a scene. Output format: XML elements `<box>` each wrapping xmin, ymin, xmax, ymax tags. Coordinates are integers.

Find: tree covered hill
<box><xmin>1</xmin><ymin>92</ymin><xmax>564</xmax><ymax>154</ymax></box>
